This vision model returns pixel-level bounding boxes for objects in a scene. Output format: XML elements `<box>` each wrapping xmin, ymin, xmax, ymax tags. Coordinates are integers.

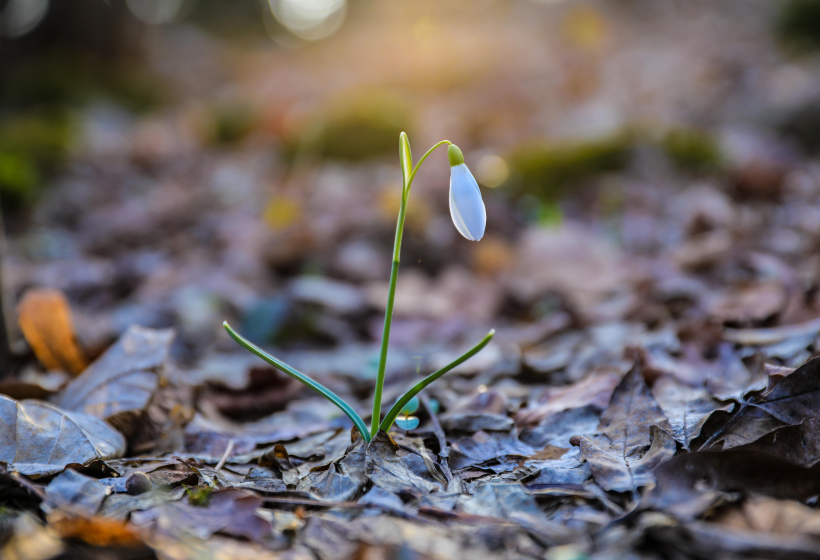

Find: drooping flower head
<box><xmin>448</xmin><ymin>144</ymin><xmax>486</xmax><ymax>241</ymax></box>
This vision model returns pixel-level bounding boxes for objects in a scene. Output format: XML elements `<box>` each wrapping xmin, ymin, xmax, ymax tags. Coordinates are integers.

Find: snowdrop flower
<box><xmin>448</xmin><ymin>144</ymin><xmax>486</xmax><ymax>241</ymax></box>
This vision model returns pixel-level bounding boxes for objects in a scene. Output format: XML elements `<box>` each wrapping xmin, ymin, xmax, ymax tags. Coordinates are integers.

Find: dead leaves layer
<box><xmin>0</xmin><ymin>396</ymin><xmax>125</xmax><ymax>477</ymax></box>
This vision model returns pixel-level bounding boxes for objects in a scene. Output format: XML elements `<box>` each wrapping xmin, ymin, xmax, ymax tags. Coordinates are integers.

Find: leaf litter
<box><xmin>7</xmin><ymin>2</ymin><xmax>820</xmax><ymax>559</ymax></box>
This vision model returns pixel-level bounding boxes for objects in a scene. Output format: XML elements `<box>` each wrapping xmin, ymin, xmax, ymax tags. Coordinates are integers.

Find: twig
<box><xmin>214</xmin><ymin>439</ymin><xmax>234</xmax><ymax>472</ymax></box>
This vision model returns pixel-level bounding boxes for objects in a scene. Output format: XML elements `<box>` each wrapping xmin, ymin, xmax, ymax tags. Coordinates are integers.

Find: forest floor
<box><xmin>4</xmin><ymin>1</ymin><xmax>820</xmax><ymax>559</ymax></box>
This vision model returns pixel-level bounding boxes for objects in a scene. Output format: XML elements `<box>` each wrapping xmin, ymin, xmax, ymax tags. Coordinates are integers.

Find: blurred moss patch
<box><xmin>0</xmin><ymin>111</ymin><xmax>74</xmax><ymax>209</ymax></box>
<box><xmin>660</xmin><ymin>128</ymin><xmax>722</xmax><ymax>172</ymax></box>
<box><xmin>506</xmin><ymin>134</ymin><xmax>632</xmax><ymax>202</ymax></box>
<box><xmin>186</xmin><ymin>486</ymin><xmax>213</xmax><ymax>507</ymax></box>
<box><xmin>0</xmin><ymin>152</ymin><xmax>39</xmax><ymax>206</ymax></box>
<box><xmin>2</xmin><ymin>53</ymin><xmax>167</xmax><ymax>115</ymax></box>
<box><xmin>295</xmin><ymin>93</ymin><xmax>413</xmax><ymax>161</ymax></box>
<box><xmin>204</xmin><ymin>101</ymin><xmax>258</xmax><ymax>146</ymax></box>
<box><xmin>776</xmin><ymin>0</ymin><xmax>820</xmax><ymax>52</ymax></box>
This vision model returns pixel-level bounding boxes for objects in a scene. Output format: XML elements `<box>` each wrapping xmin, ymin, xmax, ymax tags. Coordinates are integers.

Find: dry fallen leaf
<box><xmin>0</xmin><ymin>395</ymin><xmax>125</xmax><ymax>477</ymax></box>
<box><xmin>699</xmin><ymin>357</ymin><xmax>820</xmax><ymax>451</ymax></box>
<box><xmin>579</xmin><ymin>364</ymin><xmax>676</xmax><ymax>492</ymax></box>
<box><xmin>17</xmin><ymin>289</ymin><xmax>88</xmax><ymax>376</ymax></box>
<box><xmin>55</xmin><ymin>325</ymin><xmax>174</xmax><ymax>434</ymax></box>
<box><xmin>48</xmin><ymin>511</ymin><xmax>144</xmax><ymax>547</ymax></box>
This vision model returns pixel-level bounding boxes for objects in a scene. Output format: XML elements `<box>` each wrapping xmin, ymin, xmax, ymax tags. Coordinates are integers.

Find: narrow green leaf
<box><xmin>379</xmin><ymin>330</ymin><xmax>495</xmax><ymax>433</ymax></box>
<box><xmin>223</xmin><ymin>321</ymin><xmax>371</xmax><ymax>442</ymax></box>
<box><xmin>399</xmin><ymin>132</ymin><xmax>412</xmax><ymax>188</ymax></box>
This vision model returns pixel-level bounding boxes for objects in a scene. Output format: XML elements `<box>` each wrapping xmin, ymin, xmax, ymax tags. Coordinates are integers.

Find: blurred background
<box><xmin>3</xmin><ymin>0</ymin><xmax>820</xmax><ymax>416</ymax></box>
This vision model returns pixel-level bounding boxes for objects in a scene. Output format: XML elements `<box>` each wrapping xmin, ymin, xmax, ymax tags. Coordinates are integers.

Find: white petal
<box><xmin>449</xmin><ymin>164</ymin><xmax>486</xmax><ymax>241</ymax></box>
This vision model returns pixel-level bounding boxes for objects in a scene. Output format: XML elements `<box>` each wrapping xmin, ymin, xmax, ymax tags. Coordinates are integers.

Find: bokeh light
<box><xmin>0</xmin><ymin>0</ymin><xmax>49</xmax><ymax>38</ymax></box>
<box><xmin>268</xmin><ymin>0</ymin><xmax>346</xmax><ymax>41</ymax></box>
<box><xmin>126</xmin><ymin>0</ymin><xmax>186</xmax><ymax>25</ymax></box>
<box><xmin>476</xmin><ymin>155</ymin><xmax>510</xmax><ymax>188</ymax></box>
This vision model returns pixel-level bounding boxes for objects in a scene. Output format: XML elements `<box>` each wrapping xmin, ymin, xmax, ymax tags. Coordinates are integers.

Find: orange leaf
<box><xmin>17</xmin><ymin>289</ymin><xmax>87</xmax><ymax>376</ymax></box>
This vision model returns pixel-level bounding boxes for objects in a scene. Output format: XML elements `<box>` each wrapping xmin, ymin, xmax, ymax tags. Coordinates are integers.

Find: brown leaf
<box><xmin>652</xmin><ymin>377</ymin><xmax>733</xmax><ymax>449</ymax></box>
<box><xmin>99</xmin><ymin>486</ymin><xmax>186</xmax><ymax>521</ymax></box>
<box><xmin>755</xmin><ymin>356</ymin><xmax>820</xmax><ymax>424</ymax></box>
<box><xmin>0</xmin><ymin>513</ymin><xmax>64</xmax><ymax>560</ymax></box>
<box><xmin>581</xmin><ymin>426</ymin><xmax>676</xmax><ymax>493</ymax></box>
<box><xmin>458</xmin><ymin>483</ymin><xmax>578</xmax><ymax>545</ymax></box>
<box><xmin>722</xmin><ymin>316</ymin><xmax>820</xmax><ymax>346</ymax></box>
<box><xmin>700</xmin><ymin>357</ymin><xmax>820</xmax><ymax>450</ymax></box>
<box><xmin>365</xmin><ymin>431</ymin><xmax>442</xmax><ymax>496</ymax></box>
<box><xmin>48</xmin><ymin>511</ymin><xmax>144</xmax><ymax>547</ymax></box>
<box><xmin>0</xmin><ymin>395</ymin><xmax>125</xmax><ymax>477</ymax></box>
<box><xmin>519</xmin><ymin>405</ymin><xmax>601</xmax><ymax>448</ymax></box>
<box><xmin>55</xmin><ymin>325</ymin><xmax>174</xmax><ymax>436</ymax></box>
<box><xmin>579</xmin><ymin>364</ymin><xmax>675</xmax><ymax>492</ymax></box>
<box><xmin>44</xmin><ymin>469</ymin><xmax>111</xmax><ymax>517</ymax></box>
<box><xmin>648</xmin><ymin>517</ymin><xmax>820</xmax><ymax>559</ymax></box>
<box><xmin>647</xmin><ymin>451</ymin><xmax>820</xmax><ymax>519</ymax></box>
<box><xmin>714</xmin><ymin>496</ymin><xmax>820</xmax><ymax>538</ymax></box>
<box><xmin>515</xmin><ymin>371</ymin><xmax>620</xmax><ymax>427</ymax></box>
<box><xmin>131</xmin><ymin>488</ymin><xmax>272</xmax><ymax>542</ymax></box>
<box><xmin>736</xmin><ymin>419</ymin><xmax>820</xmax><ymax>467</ymax></box>
<box><xmin>17</xmin><ymin>289</ymin><xmax>87</xmax><ymax>376</ymax></box>
<box><xmin>449</xmin><ymin>430</ymin><xmax>535</xmax><ymax>471</ymax></box>
<box><xmin>706</xmin><ymin>282</ymin><xmax>786</xmax><ymax>326</ymax></box>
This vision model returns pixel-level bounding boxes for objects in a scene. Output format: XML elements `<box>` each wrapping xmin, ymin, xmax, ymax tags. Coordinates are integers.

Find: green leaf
<box><xmin>395</xmin><ymin>416</ymin><xmax>419</xmax><ymax>430</ymax></box>
<box><xmin>399</xmin><ymin>132</ymin><xmax>412</xmax><ymax>188</ymax></box>
<box><xmin>223</xmin><ymin>321</ymin><xmax>371</xmax><ymax>442</ymax></box>
<box><xmin>379</xmin><ymin>330</ymin><xmax>495</xmax><ymax>433</ymax></box>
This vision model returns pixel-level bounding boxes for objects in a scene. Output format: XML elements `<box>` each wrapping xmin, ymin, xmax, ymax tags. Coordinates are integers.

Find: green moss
<box><xmin>776</xmin><ymin>0</ymin><xmax>820</xmax><ymax>52</ymax></box>
<box><xmin>0</xmin><ymin>112</ymin><xmax>74</xmax><ymax>167</ymax></box>
<box><xmin>506</xmin><ymin>134</ymin><xmax>632</xmax><ymax>202</ymax></box>
<box><xmin>297</xmin><ymin>93</ymin><xmax>413</xmax><ymax>161</ymax></box>
<box><xmin>0</xmin><ymin>152</ymin><xmax>40</xmax><ymax>207</ymax></box>
<box><xmin>0</xmin><ymin>111</ymin><xmax>74</xmax><ymax>210</ymax></box>
<box><xmin>660</xmin><ymin>128</ymin><xmax>722</xmax><ymax>172</ymax></box>
<box><xmin>186</xmin><ymin>486</ymin><xmax>214</xmax><ymax>507</ymax></box>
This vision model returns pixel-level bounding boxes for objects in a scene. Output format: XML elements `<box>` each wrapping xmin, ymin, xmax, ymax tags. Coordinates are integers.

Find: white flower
<box><xmin>448</xmin><ymin>144</ymin><xmax>486</xmax><ymax>241</ymax></box>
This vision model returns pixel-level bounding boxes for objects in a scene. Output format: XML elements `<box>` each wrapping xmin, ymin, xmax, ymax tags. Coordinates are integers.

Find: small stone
<box><xmin>125</xmin><ymin>472</ymin><xmax>152</xmax><ymax>495</ymax></box>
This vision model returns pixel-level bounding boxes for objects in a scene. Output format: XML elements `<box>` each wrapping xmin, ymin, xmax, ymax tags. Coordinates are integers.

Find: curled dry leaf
<box><xmin>17</xmin><ymin>289</ymin><xmax>88</xmax><ymax>376</ymax></box>
<box><xmin>55</xmin><ymin>325</ymin><xmax>174</xmax><ymax>434</ymax></box>
<box><xmin>0</xmin><ymin>395</ymin><xmax>125</xmax><ymax>477</ymax></box>
<box><xmin>699</xmin><ymin>357</ymin><xmax>820</xmax><ymax>451</ymax></box>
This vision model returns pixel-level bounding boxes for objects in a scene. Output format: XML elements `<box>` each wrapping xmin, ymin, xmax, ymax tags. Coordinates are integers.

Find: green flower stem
<box><xmin>379</xmin><ymin>329</ymin><xmax>495</xmax><ymax>433</ymax></box>
<box><xmin>370</xmin><ymin>138</ymin><xmax>451</xmax><ymax>437</ymax></box>
<box><xmin>224</xmin><ymin>321</ymin><xmax>372</xmax><ymax>442</ymax></box>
